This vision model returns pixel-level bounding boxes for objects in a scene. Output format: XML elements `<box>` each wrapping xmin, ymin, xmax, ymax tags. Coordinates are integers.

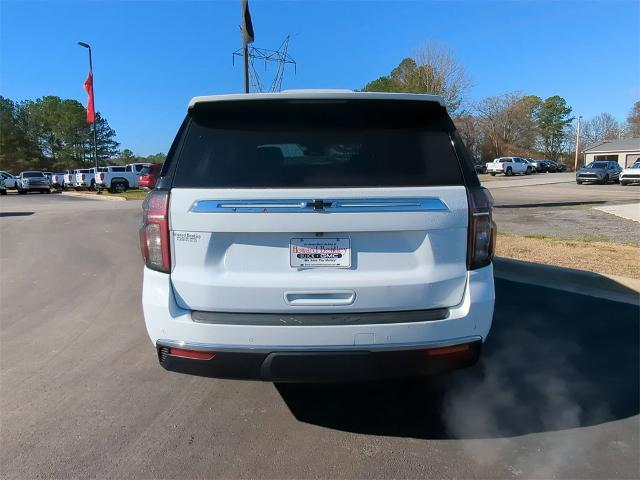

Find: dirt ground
<box><xmin>496</xmin><ymin>233</ymin><xmax>640</xmax><ymax>279</ymax></box>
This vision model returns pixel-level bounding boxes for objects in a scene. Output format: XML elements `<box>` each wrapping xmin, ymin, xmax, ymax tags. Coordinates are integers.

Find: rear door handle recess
<box><xmin>284</xmin><ymin>291</ymin><xmax>356</xmax><ymax>306</ymax></box>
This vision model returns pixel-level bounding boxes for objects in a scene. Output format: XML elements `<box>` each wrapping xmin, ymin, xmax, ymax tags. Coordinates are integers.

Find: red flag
<box><xmin>83</xmin><ymin>72</ymin><xmax>95</xmax><ymax>123</ymax></box>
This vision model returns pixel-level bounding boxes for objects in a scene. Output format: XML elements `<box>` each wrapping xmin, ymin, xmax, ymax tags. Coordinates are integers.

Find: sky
<box><xmin>1</xmin><ymin>0</ymin><xmax>638</xmax><ymax>156</ymax></box>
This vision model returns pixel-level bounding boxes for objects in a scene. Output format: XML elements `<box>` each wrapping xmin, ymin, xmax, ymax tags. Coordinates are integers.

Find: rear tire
<box><xmin>112</xmin><ymin>182</ymin><xmax>127</xmax><ymax>193</ymax></box>
<box><xmin>506</xmin><ymin>167</ymin><xmax>513</xmax><ymax>176</ymax></box>
<box><xmin>490</xmin><ymin>173</ymin><xmax>496</xmax><ymax>176</ymax></box>
<box><xmin>602</xmin><ymin>175</ymin><xmax>609</xmax><ymax>185</ymax></box>
<box><xmin>0</xmin><ymin>189</ymin><xmax>7</xmax><ymax>196</ymax></box>
<box><xmin>18</xmin><ymin>189</ymin><xmax>27</xmax><ymax>195</ymax></box>
<box><xmin>576</xmin><ymin>181</ymin><xmax>583</xmax><ymax>184</ymax></box>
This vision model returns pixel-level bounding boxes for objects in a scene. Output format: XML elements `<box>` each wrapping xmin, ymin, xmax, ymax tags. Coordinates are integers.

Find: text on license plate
<box><xmin>290</xmin><ymin>238</ymin><xmax>351</xmax><ymax>268</ymax></box>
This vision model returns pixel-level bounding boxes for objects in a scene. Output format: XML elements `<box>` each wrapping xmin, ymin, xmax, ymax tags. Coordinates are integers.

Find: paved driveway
<box><xmin>1</xmin><ymin>194</ymin><xmax>638</xmax><ymax>479</ymax></box>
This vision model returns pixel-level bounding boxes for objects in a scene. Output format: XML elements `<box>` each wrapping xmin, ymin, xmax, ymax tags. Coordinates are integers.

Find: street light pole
<box><xmin>78</xmin><ymin>42</ymin><xmax>98</xmax><ymax>171</ymax></box>
<box><xmin>574</xmin><ymin>115</ymin><xmax>582</xmax><ymax>171</ymax></box>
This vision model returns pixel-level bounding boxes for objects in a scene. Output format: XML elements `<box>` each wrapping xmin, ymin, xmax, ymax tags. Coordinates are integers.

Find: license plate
<box><xmin>290</xmin><ymin>237</ymin><xmax>351</xmax><ymax>268</ymax></box>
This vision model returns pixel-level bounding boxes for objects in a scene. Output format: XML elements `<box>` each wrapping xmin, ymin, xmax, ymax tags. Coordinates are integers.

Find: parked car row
<box><xmin>0</xmin><ymin>170</ymin><xmax>51</xmax><ymax>194</ymax></box>
<box><xmin>0</xmin><ymin>163</ymin><xmax>163</xmax><ymax>195</ymax></box>
<box><xmin>480</xmin><ymin>157</ymin><xmax>567</xmax><ymax>176</ymax></box>
<box><xmin>575</xmin><ymin>159</ymin><xmax>640</xmax><ymax>185</ymax></box>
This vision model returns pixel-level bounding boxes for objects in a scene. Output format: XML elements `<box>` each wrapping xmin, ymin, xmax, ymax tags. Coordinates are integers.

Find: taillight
<box><xmin>467</xmin><ymin>187</ymin><xmax>496</xmax><ymax>270</ymax></box>
<box><xmin>81</xmin><ymin>174</ymin><xmax>85</xmax><ymax>181</ymax></box>
<box><xmin>99</xmin><ymin>173</ymin><xmax>104</xmax><ymax>181</ymax></box>
<box><xmin>139</xmin><ymin>190</ymin><xmax>171</xmax><ymax>273</ymax></box>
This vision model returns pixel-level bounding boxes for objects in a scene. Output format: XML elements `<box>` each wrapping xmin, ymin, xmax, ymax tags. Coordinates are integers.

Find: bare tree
<box><xmin>581</xmin><ymin>112</ymin><xmax>621</xmax><ymax>148</ymax></box>
<box><xmin>474</xmin><ymin>92</ymin><xmax>541</xmax><ymax>158</ymax></box>
<box><xmin>626</xmin><ymin>101</ymin><xmax>640</xmax><ymax>137</ymax></box>
<box><xmin>411</xmin><ymin>40</ymin><xmax>472</xmax><ymax>114</ymax></box>
<box><xmin>455</xmin><ymin>115</ymin><xmax>483</xmax><ymax>159</ymax></box>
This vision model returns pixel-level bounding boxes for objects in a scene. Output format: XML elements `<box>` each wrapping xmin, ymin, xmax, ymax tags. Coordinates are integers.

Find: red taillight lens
<box><xmin>81</xmin><ymin>174</ymin><xmax>85</xmax><ymax>181</ymax></box>
<box><xmin>99</xmin><ymin>173</ymin><xmax>104</xmax><ymax>181</ymax></box>
<box><xmin>467</xmin><ymin>187</ymin><xmax>496</xmax><ymax>270</ymax></box>
<box><xmin>139</xmin><ymin>190</ymin><xmax>171</xmax><ymax>273</ymax></box>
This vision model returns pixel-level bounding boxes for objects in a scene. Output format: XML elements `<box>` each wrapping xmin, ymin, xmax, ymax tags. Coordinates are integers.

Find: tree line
<box><xmin>0</xmin><ymin>95</ymin><xmax>166</xmax><ymax>173</ymax></box>
<box><xmin>363</xmin><ymin>40</ymin><xmax>639</xmax><ymax>163</ymax></box>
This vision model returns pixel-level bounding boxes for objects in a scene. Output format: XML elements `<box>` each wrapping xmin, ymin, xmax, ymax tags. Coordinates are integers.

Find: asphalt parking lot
<box><xmin>484</xmin><ymin>174</ymin><xmax>640</xmax><ymax>243</ymax></box>
<box><xmin>1</xmin><ymin>191</ymin><xmax>639</xmax><ymax>479</ymax></box>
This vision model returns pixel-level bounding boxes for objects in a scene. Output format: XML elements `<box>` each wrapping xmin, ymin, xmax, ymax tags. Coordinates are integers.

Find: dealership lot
<box><xmin>486</xmin><ymin>177</ymin><xmax>640</xmax><ymax>243</ymax></box>
<box><xmin>1</xmin><ymin>188</ymin><xmax>639</xmax><ymax>479</ymax></box>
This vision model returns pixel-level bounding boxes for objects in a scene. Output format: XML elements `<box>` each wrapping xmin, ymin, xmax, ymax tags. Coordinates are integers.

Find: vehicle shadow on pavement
<box><xmin>494</xmin><ymin>200</ymin><xmax>607</xmax><ymax>209</ymax></box>
<box><xmin>276</xmin><ymin>278</ymin><xmax>639</xmax><ymax>439</ymax></box>
<box><xmin>0</xmin><ymin>211</ymin><xmax>34</xmax><ymax>217</ymax></box>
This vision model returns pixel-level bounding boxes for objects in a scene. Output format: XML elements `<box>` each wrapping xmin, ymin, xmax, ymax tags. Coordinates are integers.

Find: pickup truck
<box><xmin>95</xmin><ymin>165</ymin><xmax>140</xmax><ymax>193</ymax></box>
<box><xmin>50</xmin><ymin>172</ymin><xmax>67</xmax><ymax>190</ymax></box>
<box><xmin>17</xmin><ymin>171</ymin><xmax>51</xmax><ymax>194</ymax></box>
<box><xmin>486</xmin><ymin>157</ymin><xmax>530</xmax><ymax>176</ymax></box>
<box><xmin>63</xmin><ymin>170</ymin><xmax>76</xmax><ymax>189</ymax></box>
<box><xmin>75</xmin><ymin>168</ymin><xmax>96</xmax><ymax>190</ymax></box>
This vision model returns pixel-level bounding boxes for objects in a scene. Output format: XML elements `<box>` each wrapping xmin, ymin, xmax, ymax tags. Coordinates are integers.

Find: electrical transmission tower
<box><xmin>233</xmin><ymin>36</ymin><xmax>296</xmax><ymax>93</ymax></box>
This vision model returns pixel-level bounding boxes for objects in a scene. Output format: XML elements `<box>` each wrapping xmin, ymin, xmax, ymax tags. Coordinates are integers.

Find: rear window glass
<box><xmin>173</xmin><ymin>100</ymin><xmax>463</xmax><ymax>188</ymax></box>
<box><xmin>23</xmin><ymin>172</ymin><xmax>45</xmax><ymax>178</ymax></box>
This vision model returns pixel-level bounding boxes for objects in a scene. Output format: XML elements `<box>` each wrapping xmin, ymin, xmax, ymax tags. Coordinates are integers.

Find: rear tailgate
<box><xmin>168</xmin><ymin>98</ymin><xmax>472</xmax><ymax>313</ymax></box>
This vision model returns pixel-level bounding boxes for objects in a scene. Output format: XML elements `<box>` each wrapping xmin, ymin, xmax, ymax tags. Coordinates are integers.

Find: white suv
<box><xmin>141</xmin><ymin>91</ymin><xmax>496</xmax><ymax>382</ymax></box>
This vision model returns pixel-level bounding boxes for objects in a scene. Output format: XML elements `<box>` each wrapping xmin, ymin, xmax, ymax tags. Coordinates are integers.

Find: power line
<box><xmin>232</xmin><ymin>36</ymin><xmax>296</xmax><ymax>92</ymax></box>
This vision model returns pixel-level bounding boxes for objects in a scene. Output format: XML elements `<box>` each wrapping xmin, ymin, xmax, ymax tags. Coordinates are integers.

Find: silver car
<box><xmin>576</xmin><ymin>161</ymin><xmax>622</xmax><ymax>184</ymax></box>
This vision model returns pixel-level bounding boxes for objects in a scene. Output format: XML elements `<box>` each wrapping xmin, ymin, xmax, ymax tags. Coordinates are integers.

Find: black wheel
<box><xmin>576</xmin><ymin>181</ymin><xmax>583</xmax><ymax>185</ymax></box>
<box><xmin>525</xmin><ymin>167</ymin><xmax>532</xmax><ymax>175</ymax></box>
<box><xmin>113</xmin><ymin>182</ymin><xmax>127</xmax><ymax>193</ymax></box>
<box><xmin>506</xmin><ymin>167</ymin><xmax>513</xmax><ymax>176</ymax></box>
<box><xmin>0</xmin><ymin>189</ymin><xmax>7</xmax><ymax>196</ymax></box>
<box><xmin>602</xmin><ymin>175</ymin><xmax>609</xmax><ymax>185</ymax></box>
<box><xmin>490</xmin><ymin>173</ymin><xmax>496</xmax><ymax>176</ymax></box>
<box><xmin>18</xmin><ymin>189</ymin><xmax>27</xmax><ymax>195</ymax></box>
<box><xmin>45</xmin><ymin>189</ymin><xmax>51</xmax><ymax>194</ymax></box>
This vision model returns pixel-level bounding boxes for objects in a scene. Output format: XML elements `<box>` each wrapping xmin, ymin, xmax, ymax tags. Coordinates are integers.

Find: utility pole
<box><xmin>243</xmin><ymin>45</ymin><xmax>249</xmax><ymax>94</ymax></box>
<box><xmin>574</xmin><ymin>115</ymin><xmax>582</xmax><ymax>171</ymax></box>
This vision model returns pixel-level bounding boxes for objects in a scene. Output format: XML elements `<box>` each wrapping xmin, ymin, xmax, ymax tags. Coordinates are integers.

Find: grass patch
<box><xmin>99</xmin><ymin>189</ymin><xmax>148</xmax><ymax>200</ymax></box>
<box><xmin>523</xmin><ymin>234</ymin><xmax>552</xmax><ymax>240</ymax></box>
<box><xmin>496</xmin><ymin>232</ymin><xmax>640</xmax><ymax>279</ymax></box>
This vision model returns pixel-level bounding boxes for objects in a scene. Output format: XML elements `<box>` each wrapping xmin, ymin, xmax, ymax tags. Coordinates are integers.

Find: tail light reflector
<box><xmin>423</xmin><ymin>344</ymin><xmax>470</xmax><ymax>357</ymax></box>
<box><xmin>81</xmin><ymin>174</ymin><xmax>85</xmax><ymax>181</ymax></box>
<box><xmin>169</xmin><ymin>348</ymin><xmax>215</xmax><ymax>360</ymax></box>
<box><xmin>98</xmin><ymin>173</ymin><xmax>104</xmax><ymax>181</ymax></box>
<box><xmin>467</xmin><ymin>187</ymin><xmax>496</xmax><ymax>270</ymax></box>
<box><xmin>139</xmin><ymin>190</ymin><xmax>171</xmax><ymax>273</ymax></box>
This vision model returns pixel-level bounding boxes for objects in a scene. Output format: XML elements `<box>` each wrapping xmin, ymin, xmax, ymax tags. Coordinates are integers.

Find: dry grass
<box><xmin>496</xmin><ymin>233</ymin><xmax>640</xmax><ymax>279</ymax></box>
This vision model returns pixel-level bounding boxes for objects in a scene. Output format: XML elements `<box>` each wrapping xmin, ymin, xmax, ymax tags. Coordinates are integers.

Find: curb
<box><xmin>484</xmin><ymin>179</ymin><xmax>574</xmax><ymax>189</ymax></box>
<box><xmin>493</xmin><ymin>257</ymin><xmax>640</xmax><ymax>306</ymax></box>
<box><xmin>61</xmin><ymin>192</ymin><xmax>126</xmax><ymax>202</ymax></box>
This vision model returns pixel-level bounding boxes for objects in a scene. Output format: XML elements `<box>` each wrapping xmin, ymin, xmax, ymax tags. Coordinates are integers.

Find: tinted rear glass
<box><xmin>23</xmin><ymin>172</ymin><xmax>45</xmax><ymax>178</ymax></box>
<box><xmin>173</xmin><ymin>100</ymin><xmax>463</xmax><ymax>188</ymax></box>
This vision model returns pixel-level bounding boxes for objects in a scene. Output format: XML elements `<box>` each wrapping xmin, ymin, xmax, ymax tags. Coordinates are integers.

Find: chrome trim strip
<box><xmin>190</xmin><ymin>197</ymin><xmax>448</xmax><ymax>213</ymax></box>
<box><xmin>156</xmin><ymin>335</ymin><xmax>482</xmax><ymax>354</ymax></box>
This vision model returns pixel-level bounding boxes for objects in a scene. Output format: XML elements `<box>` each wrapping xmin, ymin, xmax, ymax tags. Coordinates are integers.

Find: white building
<box><xmin>583</xmin><ymin>138</ymin><xmax>640</xmax><ymax>168</ymax></box>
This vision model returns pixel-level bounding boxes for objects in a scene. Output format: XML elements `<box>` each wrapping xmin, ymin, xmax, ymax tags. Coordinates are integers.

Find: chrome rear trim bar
<box><xmin>190</xmin><ymin>197</ymin><xmax>449</xmax><ymax>213</ymax></box>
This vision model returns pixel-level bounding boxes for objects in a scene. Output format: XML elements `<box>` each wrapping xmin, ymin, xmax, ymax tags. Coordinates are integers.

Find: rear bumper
<box><xmin>142</xmin><ymin>264</ymin><xmax>494</xmax><ymax>381</ymax></box>
<box><xmin>156</xmin><ymin>338</ymin><xmax>482</xmax><ymax>382</ymax></box>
